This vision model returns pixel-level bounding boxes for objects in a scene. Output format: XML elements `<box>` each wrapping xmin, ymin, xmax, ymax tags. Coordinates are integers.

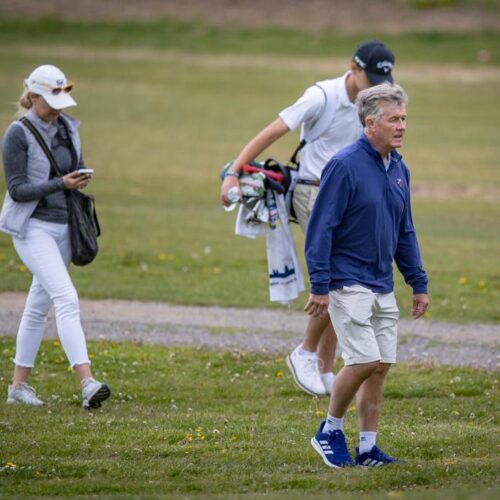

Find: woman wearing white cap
<box><xmin>0</xmin><ymin>65</ymin><xmax>110</xmax><ymax>409</ymax></box>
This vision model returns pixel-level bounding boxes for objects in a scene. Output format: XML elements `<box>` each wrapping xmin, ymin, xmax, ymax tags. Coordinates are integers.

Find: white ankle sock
<box><xmin>359</xmin><ymin>432</ymin><xmax>377</xmax><ymax>454</ymax></box>
<box><xmin>323</xmin><ymin>413</ymin><xmax>344</xmax><ymax>434</ymax></box>
<box><xmin>320</xmin><ymin>372</ymin><xmax>335</xmax><ymax>388</ymax></box>
<box><xmin>297</xmin><ymin>346</ymin><xmax>316</xmax><ymax>357</ymax></box>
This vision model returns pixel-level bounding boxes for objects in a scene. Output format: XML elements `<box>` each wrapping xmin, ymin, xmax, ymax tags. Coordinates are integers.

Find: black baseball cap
<box><xmin>353</xmin><ymin>40</ymin><xmax>395</xmax><ymax>85</ymax></box>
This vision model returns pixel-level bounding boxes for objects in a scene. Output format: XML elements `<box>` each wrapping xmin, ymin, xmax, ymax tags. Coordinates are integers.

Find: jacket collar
<box><xmin>359</xmin><ymin>133</ymin><xmax>402</xmax><ymax>165</ymax></box>
<box><xmin>24</xmin><ymin>110</ymin><xmax>80</xmax><ymax>140</ymax></box>
<box><xmin>25</xmin><ymin>109</ymin><xmax>58</xmax><ymax>140</ymax></box>
<box><xmin>26</xmin><ymin>109</ymin><xmax>55</xmax><ymax>130</ymax></box>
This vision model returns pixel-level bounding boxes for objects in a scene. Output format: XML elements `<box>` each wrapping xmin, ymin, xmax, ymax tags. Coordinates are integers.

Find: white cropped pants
<box><xmin>12</xmin><ymin>219</ymin><xmax>90</xmax><ymax>368</ymax></box>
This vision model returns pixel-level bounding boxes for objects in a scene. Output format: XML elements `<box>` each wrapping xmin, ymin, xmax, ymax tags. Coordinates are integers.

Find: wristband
<box><xmin>224</xmin><ymin>171</ymin><xmax>240</xmax><ymax>179</ymax></box>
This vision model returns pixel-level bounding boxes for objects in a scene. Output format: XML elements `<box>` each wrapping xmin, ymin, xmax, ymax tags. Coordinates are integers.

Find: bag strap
<box><xmin>92</xmin><ymin>197</ymin><xmax>101</xmax><ymax>237</ymax></box>
<box><xmin>287</xmin><ymin>139</ymin><xmax>306</xmax><ymax>169</ymax></box>
<box><xmin>19</xmin><ymin>117</ymin><xmax>63</xmax><ymax>177</ymax></box>
<box><xmin>303</xmin><ymin>83</ymin><xmax>337</xmax><ymax>143</ymax></box>
<box><xmin>288</xmin><ymin>81</ymin><xmax>338</xmax><ymax>169</ymax></box>
<box><xmin>57</xmin><ymin>115</ymin><xmax>79</xmax><ymax>172</ymax></box>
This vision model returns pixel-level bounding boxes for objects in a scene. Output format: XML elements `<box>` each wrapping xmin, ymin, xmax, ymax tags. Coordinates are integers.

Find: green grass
<box><xmin>0</xmin><ymin>18</ymin><xmax>499</xmax><ymax>65</ymax></box>
<box><xmin>0</xmin><ymin>26</ymin><xmax>499</xmax><ymax>323</ymax></box>
<box><xmin>0</xmin><ymin>338</ymin><xmax>498</xmax><ymax>498</ymax></box>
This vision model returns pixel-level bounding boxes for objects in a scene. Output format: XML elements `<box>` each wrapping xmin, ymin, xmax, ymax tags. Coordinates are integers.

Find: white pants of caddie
<box><xmin>12</xmin><ymin>218</ymin><xmax>90</xmax><ymax>368</ymax></box>
<box><xmin>329</xmin><ymin>285</ymin><xmax>399</xmax><ymax>366</ymax></box>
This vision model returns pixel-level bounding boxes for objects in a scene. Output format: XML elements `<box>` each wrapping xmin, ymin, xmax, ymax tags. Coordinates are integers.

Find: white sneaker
<box><xmin>286</xmin><ymin>346</ymin><xmax>326</xmax><ymax>396</ymax></box>
<box><xmin>321</xmin><ymin>372</ymin><xmax>336</xmax><ymax>395</ymax></box>
<box><xmin>6</xmin><ymin>383</ymin><xmax>44</xmax><ymax>406</ymax></box>
<box><xmin>81</xmin><ymin>378</ymin><xmax>110</xmax><ymax>409</ymax></box>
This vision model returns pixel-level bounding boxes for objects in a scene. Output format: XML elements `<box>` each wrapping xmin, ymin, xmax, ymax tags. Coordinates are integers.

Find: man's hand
<box><xmin>304</xmin><ymin>293</ymin><xmax>329</xmax><ymax>318</ymax></box>
<box><xmin>412</xmin><ymin>293</ymin><xmax>429</xmax><ymax>319</ymax></box>
<box><xmin>220</xmin><ymin>175</ymin><xmax>241</xmax><ymax>206</ymax></box>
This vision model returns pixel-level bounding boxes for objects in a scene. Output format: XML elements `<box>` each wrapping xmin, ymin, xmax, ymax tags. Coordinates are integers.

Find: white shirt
<box><xmin>278</xmin><ymin>72</ymin><xmax>363</xmax><ymax>181</ymax></box>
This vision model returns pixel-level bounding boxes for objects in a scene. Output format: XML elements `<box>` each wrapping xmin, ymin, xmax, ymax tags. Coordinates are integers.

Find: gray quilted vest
<box><xmin>0</xmin><ymin>110</ymin><xmax>81</xmax><ymax>238</ymax></box>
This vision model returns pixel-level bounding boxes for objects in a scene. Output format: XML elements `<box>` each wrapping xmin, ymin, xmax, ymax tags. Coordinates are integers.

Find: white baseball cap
<box><xmin>24</xmin><ymin>64</ymin><xmax>77</xmax><ymax>110</ymax></box>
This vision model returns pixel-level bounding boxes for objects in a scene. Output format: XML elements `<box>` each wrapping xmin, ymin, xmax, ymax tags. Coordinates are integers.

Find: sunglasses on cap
<box><xmin>39</xmin><ymin>81</ymin><xmax>74</xmax><ymax>95</ymax></box>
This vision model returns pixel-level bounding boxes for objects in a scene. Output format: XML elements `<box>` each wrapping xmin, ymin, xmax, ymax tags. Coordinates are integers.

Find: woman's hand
<box><xmin>62</xmin><ymin>171</ymin><xmax>92</xmax><ymax>191</ymax></box>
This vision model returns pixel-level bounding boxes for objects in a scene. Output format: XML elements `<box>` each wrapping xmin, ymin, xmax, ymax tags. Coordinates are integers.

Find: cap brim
<box><xmin>366</xmin><ymin>72</ymin><xmax>394</xmax><ymax>85</ymax></box>
<box><xmin>42</xmin><ymin>92</ymin><xmax>77</xmax><ymax>110</ymax></box>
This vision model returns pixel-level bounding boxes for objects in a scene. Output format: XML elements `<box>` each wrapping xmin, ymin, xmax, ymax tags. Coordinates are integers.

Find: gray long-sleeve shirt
<box><xmin>2</xmin><ymin>115</ymin><xmax>84</xmax><ymax>224</ymax></box>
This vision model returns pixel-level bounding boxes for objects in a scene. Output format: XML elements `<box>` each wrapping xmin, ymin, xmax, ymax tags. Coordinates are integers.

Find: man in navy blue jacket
<box><xmin>306</xmin><ymin>83</ymin><xmax>429</xmax><ymax>468</ymax></box>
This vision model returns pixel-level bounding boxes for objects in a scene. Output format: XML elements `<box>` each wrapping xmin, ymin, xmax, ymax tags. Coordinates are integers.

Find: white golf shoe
<box><xmin>6</xmin><ymin>383</ymin><xmax>44</xmax><ymax>406</ymax></box>
<box><xmin>286</xmin><ymin>346</ymin><xmax>326</xmax><ymax>396</ymax></box>
<box><xmin>81</xmin><ymin>378</ymin><xmax>110</xmax><ymax>409</ymax></box>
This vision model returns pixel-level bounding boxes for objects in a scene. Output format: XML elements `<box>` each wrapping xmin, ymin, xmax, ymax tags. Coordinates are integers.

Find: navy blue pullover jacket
<box><xmin>305</xmin><ymin>134</ymin><xmax>428</xmax><ymax>296</ymax></box>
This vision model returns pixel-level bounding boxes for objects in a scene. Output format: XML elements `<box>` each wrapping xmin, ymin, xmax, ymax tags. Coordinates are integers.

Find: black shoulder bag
<box><xmin>20</xmin><ymin>116</ymin><xmax>101</xmax><ymax>266</ymax></box>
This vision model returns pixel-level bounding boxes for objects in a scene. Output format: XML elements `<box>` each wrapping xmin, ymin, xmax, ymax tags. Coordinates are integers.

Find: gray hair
<box><xmin>356</xmin><ymin>83</ymin><xmax>408</xmax><ymax>127</ymax></box>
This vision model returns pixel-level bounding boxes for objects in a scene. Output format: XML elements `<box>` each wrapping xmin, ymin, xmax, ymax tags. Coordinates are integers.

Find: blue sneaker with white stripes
<box><xmin>355</xmin><ymin>446</ymin><xmax>399</xmax><ymax>467</ymax></box>
<box><xmin>311</xmin><ymin>421</ymin><xmax>354</xmax><ymax>468</ymax></box>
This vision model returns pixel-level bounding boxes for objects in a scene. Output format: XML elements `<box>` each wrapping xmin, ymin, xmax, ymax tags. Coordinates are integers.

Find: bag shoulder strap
<box><xmin>57</xmin><ymin>115</ymin><xmax>79</xmax><ymax>171</ymax></box>
<box><xmin>288</xmin><ymin>138</ymin><xmax>306</xmax><ymax>169</ymax></box>
<box><xmin>303</xmin><ymin>80</ymin><xmax>338</xmax><ymax>143</ymax></box>
<box><xmin>288</xmin><ymin>79</ymin><xmax>339</xmax><ymax>168</ymax></box>
<box><xmin>19</xmin><ymin>117</ymin><xmax>62</xmax><ymax>177</ymax></box>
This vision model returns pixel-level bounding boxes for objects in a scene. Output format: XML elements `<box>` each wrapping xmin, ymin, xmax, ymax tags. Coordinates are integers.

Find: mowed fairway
<box><xmin>0</xmin><ymin>338</ymin><xmax>498</xmax><ymax>498</ymax></box>
<box><xmin>0</xmin><ymin>42</ymin><xmax>499</xmax><ymax>322</ymax></box>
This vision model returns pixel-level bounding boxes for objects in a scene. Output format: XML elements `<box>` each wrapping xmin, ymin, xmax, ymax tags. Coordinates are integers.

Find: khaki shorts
<box><xmin>329</xmin><ymin>285</ymin><xmax>399</xmax><ymax>366</ymax></box>
<box><xmin>292</xmin><ymin>183</ymin><xmax>319</xmax><ymax>233</ymax></box>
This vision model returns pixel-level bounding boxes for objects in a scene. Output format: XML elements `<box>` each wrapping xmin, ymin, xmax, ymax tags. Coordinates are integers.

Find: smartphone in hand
<box><xmin>77</xmin><ymin>168</ymin><xmax>94</xmax><ymax>175</ymax></box>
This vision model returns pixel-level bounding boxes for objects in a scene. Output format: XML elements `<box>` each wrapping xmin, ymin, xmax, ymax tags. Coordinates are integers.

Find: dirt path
<box><xmin>0</xmin><ymin>292</ymin><xmax>498</xmax><ymax>371</ymax></box>
<box><xmin>1</xmin><ymin>0</ymin><xmax>499</xmax><ymax>32</ymax></box>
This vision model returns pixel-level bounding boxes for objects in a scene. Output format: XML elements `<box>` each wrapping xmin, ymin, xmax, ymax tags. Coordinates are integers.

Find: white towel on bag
<box><xmin>235</xmin><ymin>189</ymin><xmax>305</xmax><ymax>303</ymax></box>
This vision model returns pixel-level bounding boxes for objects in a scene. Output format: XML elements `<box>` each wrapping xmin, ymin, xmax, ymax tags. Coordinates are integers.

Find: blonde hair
<box><xmin>15</xmin><ymin>89</ymin><xmax>35</xmax><ymax>119</ymax></box>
